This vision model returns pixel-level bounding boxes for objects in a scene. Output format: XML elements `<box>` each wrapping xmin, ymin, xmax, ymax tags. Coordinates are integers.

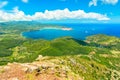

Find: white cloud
<box><xmin>0</xmin><ymin>8</ymin><xmax>110</xmax><ymax>22</ymax></box>
<box><xmin>22</xmin><ymin>0</ymin><xmax>28</xmax><ymax>3</ymax></box>
<box><xmin>89</xmin><ymin>0</ymin><xmax>97</xmax><ymax>7</ymax></box>
<box><xmin>89</xmin><ymin>0</ymin><xmax>118</xmax><ymax>7</ymax></box>
<box><xmin>102</xmin><ymin>0</ymin><xmax>118</xmax><ymax>5</ymax></box>
<box><xmin>0</xmin><ymin>1</ymin><xmax>8</xmax><ymax>8</ymax></box>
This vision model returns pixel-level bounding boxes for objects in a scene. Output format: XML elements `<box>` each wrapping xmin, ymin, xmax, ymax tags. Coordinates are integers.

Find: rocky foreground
<box><xmin>0</xmin><ymin>55</ymin><xmax>82</xmax><ymax>80</ymax></box>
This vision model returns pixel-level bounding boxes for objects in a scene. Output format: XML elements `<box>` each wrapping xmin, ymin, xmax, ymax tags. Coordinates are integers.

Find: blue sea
<box><xmin>22</xmin><ymin>24</ymin><xmax>120</xmax><ymax>40</ymax></box>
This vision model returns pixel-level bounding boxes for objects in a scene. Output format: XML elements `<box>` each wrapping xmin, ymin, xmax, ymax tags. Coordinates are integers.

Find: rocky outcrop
<box><xmin>0</xmin><ymin>56</ymin><xmax>82</xmax><ymax>80</ymax></box>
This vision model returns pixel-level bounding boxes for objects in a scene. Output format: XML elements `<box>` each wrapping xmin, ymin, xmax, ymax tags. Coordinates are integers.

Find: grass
<box><xmin>0</xmin><ymin>22</ymin><xmax>120</xmax><ymax>79</ymax></box>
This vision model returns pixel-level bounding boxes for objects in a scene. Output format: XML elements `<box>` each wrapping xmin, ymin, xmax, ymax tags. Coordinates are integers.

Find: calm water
<box><xmin>22</xmin><ymin>24</ymin><xmax>120</xmax><ymax>40</ymax></box>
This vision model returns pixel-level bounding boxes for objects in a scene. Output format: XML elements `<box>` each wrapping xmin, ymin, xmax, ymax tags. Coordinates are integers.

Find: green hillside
<box><xmin>0</xmin><ymin>22</ymin><xmax>120</xmax><ymax>79</ymax></box>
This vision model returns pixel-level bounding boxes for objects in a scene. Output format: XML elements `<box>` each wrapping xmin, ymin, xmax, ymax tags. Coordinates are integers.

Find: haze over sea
<box><xmin>23</xmin><ymin>24</ymin><xmax>120</xmax><ymax>40</ymax></box>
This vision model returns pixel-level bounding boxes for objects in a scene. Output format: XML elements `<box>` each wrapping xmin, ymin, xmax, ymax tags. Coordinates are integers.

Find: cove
<box><xmin>22</xmin><ymin>28</ymin><xmax>72</xmax><ymax>40</ymax></box>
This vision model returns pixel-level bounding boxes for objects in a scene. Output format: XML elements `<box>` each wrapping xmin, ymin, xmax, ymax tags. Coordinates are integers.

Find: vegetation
<box><xmin>0</xmin><ymin>22</ymin><xmax>120</xmax><ymax>79</ymax></box>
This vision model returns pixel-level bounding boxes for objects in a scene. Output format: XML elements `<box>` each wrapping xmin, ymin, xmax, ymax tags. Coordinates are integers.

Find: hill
<box><xmin>0</xmin><ymin>34</ymin><xmax>120</xmax><ymax>80</ymax></box>
<box><xmin>0</xmin><ymin>22</ymin><xmax>120</xmax><ymax>80</ymax></box>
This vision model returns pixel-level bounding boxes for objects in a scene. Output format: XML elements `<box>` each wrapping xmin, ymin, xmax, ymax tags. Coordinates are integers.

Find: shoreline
<box><xmin>40</xmin><ymin>27</ymin><xmax>73</xmax><ymax>31</ymax></box>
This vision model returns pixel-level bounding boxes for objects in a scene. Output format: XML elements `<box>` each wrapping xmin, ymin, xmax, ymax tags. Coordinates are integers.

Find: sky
<box><xmin>0</xmin><ymin>0</ymin><xmax>120</xmax><ymax>23</ymax></box>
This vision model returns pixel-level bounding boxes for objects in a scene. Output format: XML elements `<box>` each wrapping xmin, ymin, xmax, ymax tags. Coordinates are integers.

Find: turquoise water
<box><xmin>22</xmin><ymin>24</ymin><xmax>120</xmax><ymax>40</ymax></box>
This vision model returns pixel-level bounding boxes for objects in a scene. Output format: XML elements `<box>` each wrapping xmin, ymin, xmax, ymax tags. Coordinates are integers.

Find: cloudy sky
<box><xmin>0</xmin><ymin>0</ymin><xmax>119</xmax><ymax>23</ymax></box>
